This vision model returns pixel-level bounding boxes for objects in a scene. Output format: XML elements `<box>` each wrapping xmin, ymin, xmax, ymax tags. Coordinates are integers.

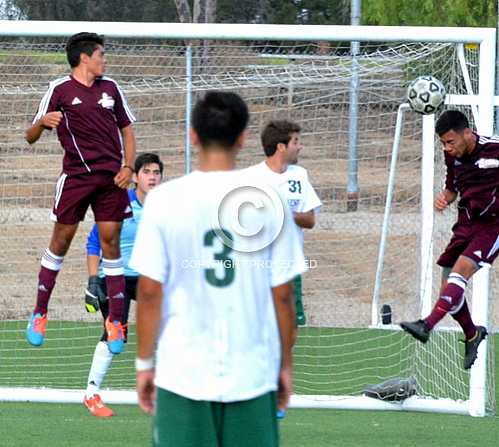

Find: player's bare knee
<box><xmin>452</xmin><ymin>256</ymin><xmax>478</xmax><ymax>279</ymax></box>
<box><xmin>49</xmin><ymin>223</ymin><xmax>78</xmax><ymax>255</ymax></box>
<box><xmin>100</xmin><ymin>242</ymin><xmax>120</xmax><ymax>259</ymax></box>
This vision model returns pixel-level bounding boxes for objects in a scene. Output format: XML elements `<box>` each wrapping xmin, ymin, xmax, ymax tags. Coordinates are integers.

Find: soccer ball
<box><xmin>406</xmin><ymin>76</ymin><xmax>446</xmax><ymax>115</ymax></box>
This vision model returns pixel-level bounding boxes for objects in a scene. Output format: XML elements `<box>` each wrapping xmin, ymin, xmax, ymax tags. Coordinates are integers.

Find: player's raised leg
<box><xmin>401</xmin><ymin>255</ymin><xmax>487</xmax><ymax>369</ymax></box>
<box><xmin>98</xmin><ymin>221</ymin><xmax>126</xmax><ymax>355</ymax></box>
<box><xmin>26</xmin><ymin>222</ymin><xmax>78</xmax><ymax>346</ymax></box>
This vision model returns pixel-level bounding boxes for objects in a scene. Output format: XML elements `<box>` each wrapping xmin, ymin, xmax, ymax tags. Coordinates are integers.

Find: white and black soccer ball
<box><xmin>406</xmin><ymin>76</ymin><xmax>446</xmax><ymax>115</ymax></box>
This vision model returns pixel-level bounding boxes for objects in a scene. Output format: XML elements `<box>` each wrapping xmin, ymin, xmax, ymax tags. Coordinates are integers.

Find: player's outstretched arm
<box><xmin>114</xmin><ymin>125</ymin><xmax>136</xmax><ymax>189</ymax></box>
<box><xmin>25</xmin><ymin>112</ymin><xmax>63</xmax><ymax>144</ymax></box>
<box><xmin>87</xmin><ymin>254</ymin><xmax>100</xmax><ymax>277</ymax></box>
<box><xmin>272</xmin><ymin>281</ymin><xmax>295</xmax><ymax>412</ymax></box>
<box><xmin>293</xmin><ymin>210</ymin><xmax>316</xmax><ymax>229</ymax></box>
<box><xmin>136</xmin><ymin>274</ymin><xmax>162</xmax><ymax>415</ymax></box>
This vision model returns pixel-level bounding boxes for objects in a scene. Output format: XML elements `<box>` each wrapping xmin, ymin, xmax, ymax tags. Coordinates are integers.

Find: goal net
<box><xmin>0</xmin><ymin>23</ymin><xmax>495</xmax><ymax>416</ymax></box>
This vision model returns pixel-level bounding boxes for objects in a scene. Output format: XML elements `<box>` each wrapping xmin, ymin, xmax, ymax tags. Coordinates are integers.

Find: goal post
<box><xmin>0</xmin><ymin>21</ymin><xmax>496</xmax><ymax>417</ymax></box>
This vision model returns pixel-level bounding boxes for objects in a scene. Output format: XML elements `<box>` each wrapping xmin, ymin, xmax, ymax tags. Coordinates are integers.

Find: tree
<box><xmin>194</xmin><ymin>0</ymin><xmax>217</xmax><ymax>24</ymax></box>
<box><xmin>363</xmin><ymin>0</ymin><xmax>497</xmax><ymax>27</ymax></box>
<box><xmin>174</xmin><ymin>0</ymin><xmax>192</xmax><ymax>23</ymax></box>
<box><xmin>10</xmin><ymin>0</ymin><xmax>178</xmax><ymax>22</ymax></box>
<box><xmin>0</xmin><ymin>0</ymin><xmax>24</xmax><ymax>19</ymax></box>
<box><xmin>172</xmin><ymin>0</ymin><xmax>217</xmax><ymax>24</ymax></box>
<box><xmin>297</xmin><ymin>0</ymin><xmax>350</xmax><ymax>25</ymax></box>
<box><xmin>10</xmin><ymin>0</ymin><xmax>351</xmax><ymax>25</ymax></box>
<box><xmin>216</xmin><ymin>0</ymin><xmax>264</xmax><ymax>23</ymax></box>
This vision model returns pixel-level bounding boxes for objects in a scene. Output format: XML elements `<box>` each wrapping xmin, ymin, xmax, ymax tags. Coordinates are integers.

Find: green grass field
<box><xmin>0</xmin><ymin>326</ymin><xmax>498</xmax><ymax>447</ymax></box>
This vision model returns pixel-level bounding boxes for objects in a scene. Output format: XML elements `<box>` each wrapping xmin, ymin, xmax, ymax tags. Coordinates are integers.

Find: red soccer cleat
<box><xmin>84</xmin><ymin>394</ymin><xmax>114</xmax><ymax>417</ymax></box>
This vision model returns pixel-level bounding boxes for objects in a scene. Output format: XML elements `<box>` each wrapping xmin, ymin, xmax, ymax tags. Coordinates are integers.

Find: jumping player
<box><xmin>83</xmin><ymin>153</ymin><xmax>163</xmax><ymax>417</ymax></box>
<box><xmin>401</xmin><ymin>110</ymin><xmax>493</xmax><ymax>370</ymax></box>
<box><xmin>25</xmin><ymin>32</ymin><xmax>136</xmax><ymax>355</ymax></box>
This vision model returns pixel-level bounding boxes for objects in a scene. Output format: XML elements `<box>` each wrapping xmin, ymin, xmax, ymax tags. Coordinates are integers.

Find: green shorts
<box><xmin>154</xmin><ymin>388</ymin><xmax>279</xmax><ymax>447</ymax></box>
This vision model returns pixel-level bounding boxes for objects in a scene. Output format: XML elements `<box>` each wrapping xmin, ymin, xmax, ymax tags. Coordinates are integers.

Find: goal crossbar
<box><xmin>0</xmin><ymin>21</ymin><xmax>495</xmax><ymax>44</ymax></box>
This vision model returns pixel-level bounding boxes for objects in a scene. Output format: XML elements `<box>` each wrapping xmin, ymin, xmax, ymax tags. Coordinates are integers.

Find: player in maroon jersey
<box><xmin>25</xmin><ymin>32</ymin><xmax>136</xmax><ymax>354</ymax></box>
<box><xmin>401</xmin><ymin>110</ymin><xmax>494</xmax><ymax>369</ymax></box>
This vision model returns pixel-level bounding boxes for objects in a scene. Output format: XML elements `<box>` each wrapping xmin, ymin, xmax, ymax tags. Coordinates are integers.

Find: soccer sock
<box><xmin>103</xmin><ymin>258</ymin><xmax>125</xmax><ymax>323</ymax></box>
<box><xmin>86</xmin><ymin>341</ymin><xmax>114</xmax><ymax>398</ymax></box>
<box><xmin>424</xmin><ymin>273</ymin><xmax>468</xmax><ymax>330</ymax></box>
<box><xmin>450</xmin><ymin>300</ymin><xmax>476</xmax><ymax>340</ymax></box>
<box><xmin>34</xmin><ymin>248</ymin><xmax>63</xmax><ymax>315</ymax></box>
<box><xmin>293</xmin><ymin>276</ymin><xmax>303</xmax><ymax>313</ymax></box>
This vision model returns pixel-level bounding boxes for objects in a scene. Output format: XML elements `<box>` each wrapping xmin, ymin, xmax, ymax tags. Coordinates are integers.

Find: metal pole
<box><xmin>185</xmin><ymin>45</ymin><xmax>193</xmax><ymax>174</ymax></box>
<box><xmin>420</xmin><ymin>114</ymin><xmax>435</xmax><ymax>317</ymax></box>
<box><xmin>467</xmin><ymin>20</ymin><xmax>496</xmax><ymax>417</ymax></box>
<box><xmin>469</xmin><ymin>264</ymin><xmax>490</xmax><ymax>417</ymax></box>
<box><xmin>347</xmin><ymin>0</ymin><xmax>361</xmax><ymax>211</ymax></box>
<box><xmin>371</xmin><ymin>103</ymin><xmax>409</xmax><ymax>326</ymax></box>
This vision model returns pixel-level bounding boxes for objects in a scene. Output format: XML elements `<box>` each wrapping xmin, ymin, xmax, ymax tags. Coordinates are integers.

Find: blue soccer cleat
<box><xmin>276</xmin><ymin>409</ymin><xmax>286</xmax><ymax>419</ymax></box>
<box><xmin>105</xmin><ymin>318</ymin><xmax>125</xmax><ymax>354</ymax></box>
<box><xmin>26</xmin><ymin>313</ymin><xmax>47</xmax><ymax>346</ymax></box>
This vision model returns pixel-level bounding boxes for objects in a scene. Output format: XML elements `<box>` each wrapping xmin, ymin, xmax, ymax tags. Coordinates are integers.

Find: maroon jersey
<box><xmin>33</xmin><ymin>75</ymin><xmax>136</xmax><ymax>175</ymax></box>
<box><xmin>444</xmin><ymin>133</ymin><xmax>499</xmax><ymax>222</ymax></box>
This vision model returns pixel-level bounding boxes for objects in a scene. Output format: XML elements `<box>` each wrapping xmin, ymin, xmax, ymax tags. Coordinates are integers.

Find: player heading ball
<box><xmin>401</xmin><ymin>110</ymin><xmax>494</xmax><ymax>370</ymax></box>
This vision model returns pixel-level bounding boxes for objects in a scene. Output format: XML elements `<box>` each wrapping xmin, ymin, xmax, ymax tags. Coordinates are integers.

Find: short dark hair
<box><xmin>191</xmin><ymin>91</ymin><xmax>249</xmax><ymax>149</ymax></box>
<box><xmin>134</xmin><ymin>152</ymin><xmax>163</xmax><ymax>175</ymax></box>
<box><xmin>66</xmin><ymin>32</ymin><xmax>104</xmax><ymax>68</ymax></box>
<box><xmin>261</xmin><ymin>120</ymin><xmax>301</xmax><ymax>157</ymax></box>
<box><xmin>435</xmin><ymin>110</ymin><xmax>469</xmax><ymax>136</ymax></box>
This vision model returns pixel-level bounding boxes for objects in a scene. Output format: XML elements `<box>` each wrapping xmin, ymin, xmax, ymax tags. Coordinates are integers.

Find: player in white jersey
<box><xmin>246</xmin><ymin>120</ymin><xmax>322</xmax><ymax>326</ymax></box>
<box><xmin>130</xmin><ymin>92</ymin><xmax>306</xmax><ymax>447</ymax></box>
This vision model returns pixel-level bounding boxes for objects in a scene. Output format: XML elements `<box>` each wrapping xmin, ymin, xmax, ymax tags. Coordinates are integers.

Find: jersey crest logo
<box><xmin>98</xmin><ymin>92</ymin><xmax>115</xmax><ymax>110</ymax></box>
<box><xmin>71</xmin><ymin>97</ymin><xmax>82</xmax><ymax>105</ymax></box>
<box><xmin>475</xmin><ymin>158</ymin><xmax>499</xmax><ymax>169</ymax></box>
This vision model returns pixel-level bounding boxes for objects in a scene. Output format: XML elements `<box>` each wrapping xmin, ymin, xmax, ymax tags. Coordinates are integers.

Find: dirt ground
<box><xmin>2</xmin><ymin>170</ymin><xmax>498</xmax><ymax>330</ymax></box>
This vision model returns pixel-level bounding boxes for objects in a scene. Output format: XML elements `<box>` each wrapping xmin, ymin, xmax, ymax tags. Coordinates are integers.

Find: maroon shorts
<box><xmin>437</xmin><ymin>220</ymin><xmax>499</xmax><ymax>268</ymax></box>
<box><xmin>51</xmin><ymin>171</ymin><xmax>132</xmax><ymax>225</ymax></box>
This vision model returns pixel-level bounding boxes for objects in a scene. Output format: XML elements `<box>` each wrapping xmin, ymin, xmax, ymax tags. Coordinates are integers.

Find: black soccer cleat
<box><xmin>463</xmin><ymin>326</ymin><xmax>488</xmax><ymax>370</ymax></box>
<box><xmin>400</xmin><ymin>320</ymin><xmax>430</xmax><ymax>344</ymax></box>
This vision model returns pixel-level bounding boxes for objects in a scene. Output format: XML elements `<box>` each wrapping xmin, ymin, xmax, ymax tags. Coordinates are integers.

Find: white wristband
<box><xmin>135</xmin><ymin>357</ymin><xmax>154</xmax><ymax>371</ymax></box>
